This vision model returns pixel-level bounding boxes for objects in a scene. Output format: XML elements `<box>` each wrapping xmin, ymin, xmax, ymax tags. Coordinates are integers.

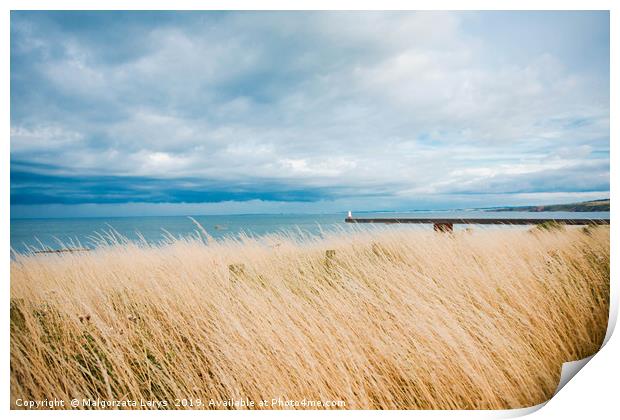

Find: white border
<box><xmin>3</xmin><ymin>1</ymin><xmax>616</xmax><ymax>418</ymax></box>
<box><xmin>1</xmin><ymin>0</ymin><xmax>617</xmax><ymax>11</ymax></box>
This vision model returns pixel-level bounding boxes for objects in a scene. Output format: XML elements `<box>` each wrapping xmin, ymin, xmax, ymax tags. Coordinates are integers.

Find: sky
<box><xmin>10</xmin><ymin>11</ymin><xmax>610</xmax><ymax>217</ymax></box>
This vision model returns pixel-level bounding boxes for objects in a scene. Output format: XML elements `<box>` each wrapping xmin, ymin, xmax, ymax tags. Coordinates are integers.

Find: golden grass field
<box><xmin>10</xmin><ymin>224</ymin><xmax>609</xmax><ymax>409</ymax></box>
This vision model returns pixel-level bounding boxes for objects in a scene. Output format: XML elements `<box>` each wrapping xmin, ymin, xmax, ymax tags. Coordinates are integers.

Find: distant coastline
<box><xmin>485</xmin><ymin>199</ymin><xmax>610</xmax><ymax>212</ymax></box>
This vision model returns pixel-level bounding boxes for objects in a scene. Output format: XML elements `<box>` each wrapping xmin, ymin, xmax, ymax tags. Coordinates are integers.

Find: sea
<box><xmin>10</xmin><ymin>211</ymin><xmax>610</xmax><ymax>254</ymax></box>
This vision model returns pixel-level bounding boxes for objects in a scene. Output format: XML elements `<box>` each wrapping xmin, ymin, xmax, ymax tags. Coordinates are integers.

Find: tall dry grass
<box><xmin>10</xmin><ymin>225</ymin><xmax>609</xmax><ymax>409</ymax></box>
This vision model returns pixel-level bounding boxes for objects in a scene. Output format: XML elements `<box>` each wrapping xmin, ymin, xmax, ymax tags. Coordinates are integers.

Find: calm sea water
<box><xmin>10</xmin><ymin>211</ymin><xmax>610</xmax><ymax>253</ymax></box>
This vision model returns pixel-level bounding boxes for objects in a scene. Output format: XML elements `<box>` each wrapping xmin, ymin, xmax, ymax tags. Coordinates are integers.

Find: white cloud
<box><xmin>10</xmin><ymin>11</ymin><xmax>609</xmax><ymax>208</ymax></box>
<box><xmin>11</xmin><ymin>125</ymin><xmax>84</xmax><ymax>154</ymax></box>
